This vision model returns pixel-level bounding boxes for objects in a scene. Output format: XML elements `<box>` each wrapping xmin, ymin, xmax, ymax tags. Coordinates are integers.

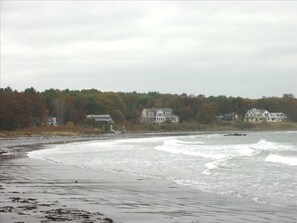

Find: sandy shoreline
<box><xmin>1</xmin><ymin>134</ymin><xmax>297</xmax><ymax>223</ymax></box>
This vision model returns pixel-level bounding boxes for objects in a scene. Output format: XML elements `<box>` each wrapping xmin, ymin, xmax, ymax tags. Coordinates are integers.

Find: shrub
<box><xmin>65</xmin><ymin>121</ymin><xmax>75</xmax><ymax>128</ymax></box>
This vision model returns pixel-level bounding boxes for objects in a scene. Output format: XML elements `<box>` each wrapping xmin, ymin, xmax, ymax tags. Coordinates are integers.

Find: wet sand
<box><xmin>1</xmin><ymin>135</ymin><xmax>297</xmax><ymax>223</ymax></box>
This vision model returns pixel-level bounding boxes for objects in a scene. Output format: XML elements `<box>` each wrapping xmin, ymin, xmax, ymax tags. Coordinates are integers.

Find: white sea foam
<box><xmin>200</xmin><ymin>141</ymin><xmax>291</xmax><ymax>175</ymax></box>
<box><xmin>155</xmin><ymin>138</ymin><xmax>257</xmax><ymax>160</ymax></box>
<box><xmin>202</xmin><ymin>159</ymin><xmax>227</xmax><ymax>175</ymax></box>
<box><xmin>239</xmin><ymin>146</ymin><xmax>255</xmax><ymax>156</ymax></box>
<box><xmin>115</xmin><ymin>136</ymin><xmax>172</xmax><ymax>144</ymax></box>
<box><xmin>205</xmin><ymin>162</ymin><xmax>217</xmax><ymax>170</ymax></box>
<box><xmin>155</xmin><ymin>142</ymin><xmax>226</xmax><ymax>159</ymax></box>
<box><xmin>250</xmin><ymin>140</ymin><xmax>294</xmax><ymax>151</ymax></box>
<box><xmin>265</xmin><ymin>154</ymin><xmax>297</xmax><ymax>166</ymax></box>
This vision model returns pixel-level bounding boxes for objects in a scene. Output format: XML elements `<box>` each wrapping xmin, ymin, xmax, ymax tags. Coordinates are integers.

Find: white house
<box><xmin>244</xmin><ymin>108</ymin><xmax>287</xmax><ymax>123</ymax></box>
<box><xmin>141</xmin><ymin>108</ymin><xmax>179</xmax><ymax>124</ymax></box>
<box><xmin>47</xmin><ymin>117</ymin><xmax>58</xmax><ymax>126</ymax></box>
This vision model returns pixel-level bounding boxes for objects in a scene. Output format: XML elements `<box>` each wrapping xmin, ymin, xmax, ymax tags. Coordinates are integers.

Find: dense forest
<box><xmin>0</xmin><ymin>87</ymin><xmax>296</xmax><ymax>131</ymax></box>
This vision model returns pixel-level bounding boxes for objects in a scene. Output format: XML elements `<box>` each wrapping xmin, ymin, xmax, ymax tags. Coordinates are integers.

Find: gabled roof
<box><xmin>247</xmin><ymin>108</ymin><xmax>268</xmax><ymax>114</ymax></box>
<box><xmin>144</xmin><ymin>108</ymin><xmax>173</xmax><ymax>113</ymax></box>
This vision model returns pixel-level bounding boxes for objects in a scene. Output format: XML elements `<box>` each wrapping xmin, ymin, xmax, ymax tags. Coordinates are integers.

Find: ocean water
<box><xmin>28</xmin><ymin>131</ymin><xmax>297</xmax><ymax>207</ymax></box>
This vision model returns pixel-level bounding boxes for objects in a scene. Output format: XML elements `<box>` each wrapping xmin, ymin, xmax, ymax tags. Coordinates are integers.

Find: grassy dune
<box><xmin>0</xmin><ymin>125</ymin><xmax>104</xmax><ymax>138</ymax></box>
<box><xmin>1</xmin><ymin>121</ymin><xmax>297</xmax><ymax>138</ymax></box>
<box><xmin>116</xmin><ymin>121</ymin><xmax>297</xmax><ymax>133</ymax></box>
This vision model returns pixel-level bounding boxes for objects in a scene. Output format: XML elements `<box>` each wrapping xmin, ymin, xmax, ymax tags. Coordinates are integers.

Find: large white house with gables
<box><xmin>244</xmin><ymin>108</ymin><xmax>287</xmax><ymax>123</ymax></box>
<box><xmin>141</xmin><ymin>108</ymin><xmax>179</xmax><ymax>124</ymax></box>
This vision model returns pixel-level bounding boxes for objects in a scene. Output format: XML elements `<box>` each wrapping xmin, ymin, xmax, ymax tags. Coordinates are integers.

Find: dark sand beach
<box><xmin>1</xmin><ymin>135</ymin><xmax>297</xmax><ymax>223</ymax></box>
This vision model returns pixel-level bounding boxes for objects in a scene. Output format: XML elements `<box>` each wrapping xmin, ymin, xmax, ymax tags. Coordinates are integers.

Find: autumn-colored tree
<box><xmin>196</xmin><ymin>103</ymin><xmax>218</xmax><ymax>124</ymax></box>
<box><xmin>1</xmin><ymin>87</ymin><xmax>297</xmax><ymax>130</ymax></box>
<box><xmin>0</xmin><ymin>89</ymin><xmax>47</xmax><ymax>130</ymax></box>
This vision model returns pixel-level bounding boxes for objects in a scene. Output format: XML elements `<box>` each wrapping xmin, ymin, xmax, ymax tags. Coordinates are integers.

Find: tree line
<box><xmin>0</xmin><ymin>87</ymin><xmax>296</xmax><ymax>130</ymax></box>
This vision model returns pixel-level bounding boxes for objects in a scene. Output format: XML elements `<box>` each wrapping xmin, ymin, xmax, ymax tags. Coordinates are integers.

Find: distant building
<box><xmin>86</xmin><ymin>114</ymin><xmax>114</xmax><ymax>124</ymax></box>
<box><xmin>217</xmin><ymin>112</ymin><xmax>239</xmax><ymax>122</ymax></box>
<box><xmin>244</xmin><ymin>108</ymin><xmax>287</xmax><ymax>123</ymax></box>
<box><xmin>269</xmin><ymin>112</ymin><xmax>287</xmax><ymax>122</ymax></box>
<box><xmin>140</xmin><ymin>108</ymin><xmax>179</xmax><ymax>124</ymax></box>
<box><xmin>47</xmin><ymin>117</ymin><xmax>58</xmax><ymax>126</ymax></box>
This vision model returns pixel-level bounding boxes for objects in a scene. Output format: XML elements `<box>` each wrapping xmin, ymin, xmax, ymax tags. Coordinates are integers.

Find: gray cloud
<box><xmin>1</xmin><ymin>1</ymin><xmax>297</xmax><ymax>98</ymax></box>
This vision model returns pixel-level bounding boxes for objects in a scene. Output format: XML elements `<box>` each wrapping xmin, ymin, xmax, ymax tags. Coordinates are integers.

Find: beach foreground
<box><xmin>1</xmin><ymin>136</ymin><xmax>297</xmax><ymax>223</ymax></box>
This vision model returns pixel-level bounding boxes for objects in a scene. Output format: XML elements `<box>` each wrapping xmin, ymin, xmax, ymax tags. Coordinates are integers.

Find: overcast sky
<box><xmin>1</xmin><ymin>1</ymin><xmax>296</xmax><ymax>98</ymax></box>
